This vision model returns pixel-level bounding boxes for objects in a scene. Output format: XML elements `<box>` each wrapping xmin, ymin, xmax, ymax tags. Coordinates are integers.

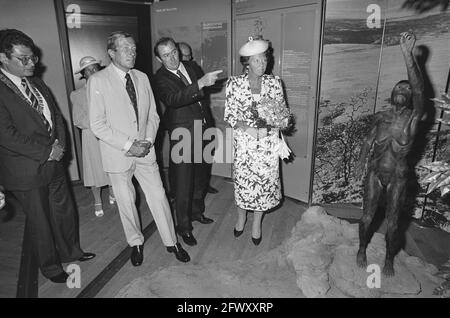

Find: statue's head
<box><xmin>391</xmin><ymin>80</ymin><xmax>412</xmax><ymax>109</ymax></box>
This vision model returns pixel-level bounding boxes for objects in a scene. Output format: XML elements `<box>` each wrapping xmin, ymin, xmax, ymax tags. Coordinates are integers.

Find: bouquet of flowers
<box><xmin>255</xmin><ymin>96</ymin><xmax>292</xmax><ymax>129</ymax></box>
<box><xmin>250</xmin><ymin>97</ymin><xmax>294</xmax><ymax>160</ymax></box>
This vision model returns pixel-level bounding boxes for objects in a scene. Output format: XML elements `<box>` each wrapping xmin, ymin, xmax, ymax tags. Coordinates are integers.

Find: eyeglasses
<box><xmin>11</xmin><ymin>54</ymin><xmax>39</xmax><ymax>66</ymax></box>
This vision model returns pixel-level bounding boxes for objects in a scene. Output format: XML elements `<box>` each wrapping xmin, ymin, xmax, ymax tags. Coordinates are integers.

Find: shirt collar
<box><xmin>166</xmin><ymin>62</ymin><xmax>186</xmax><ymax>76</ymax></box>
<box><xmin>0</xmin><ymin>67</ymin><xmax>25</xmax><ymax>88</ymax></box>
<box><xmin>111</xmin><ymin>62</ymin><xmax>131</xmax><ymax>80</ymax></box>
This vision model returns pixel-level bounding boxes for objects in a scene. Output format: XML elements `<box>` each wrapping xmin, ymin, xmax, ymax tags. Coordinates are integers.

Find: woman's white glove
<box><xmin>0</xmin><ymin>192</ymin><xmax>5</xmax><ymax>210</ymax></box>
<box><xmin>277</xmin><ymin>134</ymin><xmax>292</xmax><ymax>160</ymax></box>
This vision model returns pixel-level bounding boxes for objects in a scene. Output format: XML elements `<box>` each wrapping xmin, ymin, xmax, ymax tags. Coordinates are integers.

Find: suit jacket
<box><xmin>152</xmin><ymin>61</ymin><xmax>213</xmax><ymax>130</ymax></box>
<box><xmin>88</xmin><ymin>63</ymin><xmax>160</xmax><ymax>173</ymax></box>
<box><xmin>0</xmin><ymin>71</ymin><xmax>66</xmax><ymax>190</ymax></box>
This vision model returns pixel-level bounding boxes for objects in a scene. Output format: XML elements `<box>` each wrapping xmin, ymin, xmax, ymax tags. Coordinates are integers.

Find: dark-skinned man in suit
<box><xmin>0</xmin><ymin>29</ymin><xmax>95</xmax><ymax>284</ymax></box>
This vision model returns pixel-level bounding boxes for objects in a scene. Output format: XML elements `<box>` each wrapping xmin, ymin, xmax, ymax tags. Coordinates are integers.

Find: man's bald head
<box><xmin>178</xmin><ymin>42</ymin><xmax>192</xmax><ymax>61</ymax></box>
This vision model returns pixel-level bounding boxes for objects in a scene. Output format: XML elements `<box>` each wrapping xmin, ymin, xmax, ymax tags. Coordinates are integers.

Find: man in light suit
<box><xmin>88</xmin><ymin>31</ymin><xmax>190</xmax><ymax>266</ymax></box>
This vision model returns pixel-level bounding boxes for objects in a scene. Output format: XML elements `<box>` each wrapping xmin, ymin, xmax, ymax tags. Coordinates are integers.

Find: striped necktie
<box><xmin>21</xmin><ymin>78</ymin><xmax>51</xmax><ymax>133</ymax></box>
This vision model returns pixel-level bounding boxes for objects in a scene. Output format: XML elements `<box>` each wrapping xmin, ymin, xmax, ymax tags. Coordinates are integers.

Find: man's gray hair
<box><xmin>107</xmin><ymin>31</ymin><xmax>133</xmax><ymax>51</ymax></box>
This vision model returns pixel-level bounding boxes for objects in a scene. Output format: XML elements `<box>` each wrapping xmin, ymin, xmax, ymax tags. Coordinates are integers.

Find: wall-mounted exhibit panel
<box><xmin>312</xmin><ymin>0</ymin><xmax>386</xmax><ymax>204</ymax></box>
<box><xmin>313</xmin><ymin>0</ymin><xmax>450</xmax><ymax>215</ymax></box>
<box><xmin>152</xmin><ymin>0</ymin><xmax>323</xmax><ymax>202</ymax></box>
<box><xmin>233</xmin><ymin>0</ymin><xmax>323</xmax><ymax>202</ymax></box>
<box><xmin>151</xmin><ymin>0</ymin><xmax>232</xmax><ymax>177</ymax></box>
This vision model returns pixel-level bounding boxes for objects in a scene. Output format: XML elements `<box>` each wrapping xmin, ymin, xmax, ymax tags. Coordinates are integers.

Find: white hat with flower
<box><xmin>239</xmin><ymin>36</ymin><xmax>269</xmax><ymax>57</ymax></box>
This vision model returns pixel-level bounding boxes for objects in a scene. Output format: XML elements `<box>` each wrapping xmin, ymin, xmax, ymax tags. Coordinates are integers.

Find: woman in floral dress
<box><xmin>224</xmin><ymin>38</ymin><xmax>289</xmax><ymax>245</ymax></box>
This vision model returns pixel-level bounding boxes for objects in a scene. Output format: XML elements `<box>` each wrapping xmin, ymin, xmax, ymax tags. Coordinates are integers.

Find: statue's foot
<box><xmin>383</xmin><ymin>262</ymin><xmax>395</xmax><ymax>277</ymax></box>
<box><xmin>356</xmin><ymin>250</ymin><xmax>367</xmax><ymax>268</ymax></box>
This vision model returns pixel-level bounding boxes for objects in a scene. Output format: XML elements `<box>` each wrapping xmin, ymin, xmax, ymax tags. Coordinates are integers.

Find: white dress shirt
<box><xmin>111</xmin><ymin>62</ymin><xmax>134</xmax><ymax>87</ymax></box>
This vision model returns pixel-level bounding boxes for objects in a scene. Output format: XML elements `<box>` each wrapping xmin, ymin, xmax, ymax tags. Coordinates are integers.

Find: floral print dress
<box><xmin>224</xmin><ymin>73</ymin><xmax>285</xmax><ymax>211</ymax></box>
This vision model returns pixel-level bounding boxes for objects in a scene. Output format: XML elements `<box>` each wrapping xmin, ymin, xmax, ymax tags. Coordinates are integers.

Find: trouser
<box><xmin>169</xmin><ymin>125</ymin><xmax>209</xmax><ymax>234</ymax></box>
<box><xmin>13</xmin><ymin>168</ymin><xmax>83</xmax><ymax>279</ymax></box>
<box><xmin>108</xmin><ymin>158</ymin><xmax>176</xmax><ymax>247</ymax></box>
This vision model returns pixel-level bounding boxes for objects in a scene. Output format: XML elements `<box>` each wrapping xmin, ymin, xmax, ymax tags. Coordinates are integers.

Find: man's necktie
<box><xmin>21</xmin><ymin>78</ymin><xmax>51</xmax><ymax>133</ymax></box>
<box><xmin>125</xmin><ymin>73</ymin><xmax>139</xmax><ymax>124</ymax></box>
<box><xmin>177</xmin><ymin>70</ymin><xmax>206</xmax><ymax>125</ymax></box>
<box><xmin>176</xmin><ymin>70</ymin><xmax>190</xmax><ymax>86</ymax></box>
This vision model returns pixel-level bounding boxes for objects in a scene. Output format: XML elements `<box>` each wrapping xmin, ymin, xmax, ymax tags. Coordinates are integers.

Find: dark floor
<box><xmin>0</xmin><ymin>176</ymin><xmax>449</xmax><ymax>298</ymax></box>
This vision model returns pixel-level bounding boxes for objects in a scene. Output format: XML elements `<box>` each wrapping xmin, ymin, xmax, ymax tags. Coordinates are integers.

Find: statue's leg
<box><xmin>383</xmin><ymin>176</ymin><xmax>406</xmax><ymax>277</ymax></box>
<box><xmin>357</xmin><ymin>170</ymin><xmax>382</xmax><ymax>268</ymax></box>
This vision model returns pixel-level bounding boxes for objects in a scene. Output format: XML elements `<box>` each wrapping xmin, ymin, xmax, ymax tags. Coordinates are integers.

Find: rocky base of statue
<box><xmin>115</xmin><ymin>206</ymin><xmax>444</xmax><ymax>298</ymax></box>
<box><xmin>285</xmin><ymin>206</ymin><xmax>443</xmax><ymax>297</ymax></box>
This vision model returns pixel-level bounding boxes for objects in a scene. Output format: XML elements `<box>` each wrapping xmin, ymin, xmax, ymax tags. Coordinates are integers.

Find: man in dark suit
<box><xmin>152</xmin><ymin>37</ymin><xmax>221</xmax><ymax>246</ymax></box>
<box><xmin>177</xmin><ymin>42</ymin><xmax>219</xmax><ymax>195</ymax></box>
<box><xmin>0</xmin><ymin>29</ymin><xmax>95</xmax><ymax>284</ymax></box>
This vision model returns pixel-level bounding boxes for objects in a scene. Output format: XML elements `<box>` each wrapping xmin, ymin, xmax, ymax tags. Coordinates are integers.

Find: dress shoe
<box><xmin>179</xmin><ymin>232</ymin><xmax>197</xmax><ymax>246</ymax></box>
<box><xmin>251</xmin><ymin>236</ymin><xmax>262</xmax><ymax>246</ymax></box>
<box><xmin>233</xmin><ymin>228</ymin><xmax>244</xmax><ymax>238</ymax></box>
<box><xmin>49</xmin><ymin>271</ymin><xmax>69</xmax><ymax>283</ymax></box>
<box><xmin>233</xmin><ymin>218</ymin><xmax>247</xmax><ymax>238</ymax></box>
<box><xmin>130</xmin><ymin>245</ymin><xmax>144</xmax><ymax>266</ymax></box>
<box><xmin>207</xmin><ymin>185</ymin><xmax>218</xmax><ymax>194</ymax></box>
<box><xmin>78</xmin><ymin>252</ymin><xmax>96</xmax><ymax>262</ymax></box>
<box><xmin>167</xmin><ymin>243</ymin><xmax>190</xmax><ymax>263</ymax></box>
<box><xmin>192</xmin><ymin>215</ymin><xmax>214</xmax><ymax>224</ymax></box>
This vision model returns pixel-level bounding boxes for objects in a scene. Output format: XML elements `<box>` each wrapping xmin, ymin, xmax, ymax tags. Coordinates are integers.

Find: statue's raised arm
<box><xmin>399</xmin><ymin>32</ymin><xmax>425</xmax><ymax>120</ymax></box>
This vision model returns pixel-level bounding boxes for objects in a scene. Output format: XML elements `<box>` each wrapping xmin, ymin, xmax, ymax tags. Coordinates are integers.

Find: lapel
<box><xmin>183</xmin><ymin>62</ymin><xmax>197</xmax><ymax>84</ymax></box>
<box><xmin>29</xmin><ymin>77</ymin><xmax>57</xmax><ymax>125</ymax></box>
<box><xmin>107</xmin><ymin>64</ymin><xmax>142</xmax><ymax>123</ymax></box>
<box><xmin>182</xmin><ymin>62</ymin><xmax>205</xmax><ymax>110</ymax></box>
<box><xmin>106</xmin><ymin>63</ymin><xmax>126</xmax><ymax>93</ymax></box>
<box><xmin>0</xmin><ymin>71</ymin><xmax>29</xmax><ymax>105</ymax></box>
<box><xmin>107</xmin><ymin>64</ymin><xmax>132</xmax><ymax>108</ymax></box>
<box><xmin>0</xmin><ymin>71</ymin><xmax>52</xmax><ymax>133</ymax></box>
<box><xmin>161</xmin><ymin>65</ymin><xmax>186</xmax><ymax>88</ymax></box>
